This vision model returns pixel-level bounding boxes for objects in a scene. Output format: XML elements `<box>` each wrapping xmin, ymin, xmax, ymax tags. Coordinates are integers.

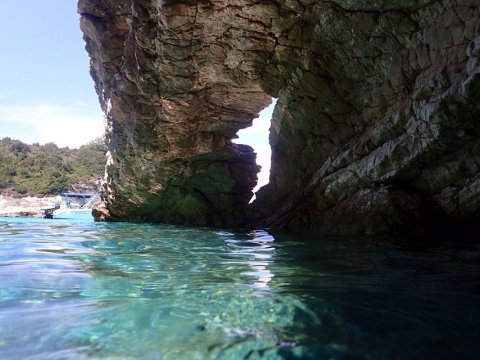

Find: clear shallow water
<box><xmin>0</xmin><ymin>217</ymin><xmax>479</xmax><ymax>359</ymax></box>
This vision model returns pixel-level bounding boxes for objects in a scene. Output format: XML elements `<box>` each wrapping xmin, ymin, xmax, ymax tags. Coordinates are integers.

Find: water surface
<box><xmin>0</xmin><ymin>217</ymin><xmax>479</xmax><ymax>359</ymax></box>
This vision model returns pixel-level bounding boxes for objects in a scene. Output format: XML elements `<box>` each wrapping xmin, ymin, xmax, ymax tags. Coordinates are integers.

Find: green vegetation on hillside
<box><xmin>0</xmin><ymin>137</ymin><xmax>107</xmax><ymax>196</ymax></box>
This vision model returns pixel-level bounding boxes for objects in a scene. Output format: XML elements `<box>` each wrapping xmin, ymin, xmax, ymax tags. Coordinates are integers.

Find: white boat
<box><xmin>53</xmin><ymin>193</ymin><xmax>100</xmax><ymax>220</ymax></box>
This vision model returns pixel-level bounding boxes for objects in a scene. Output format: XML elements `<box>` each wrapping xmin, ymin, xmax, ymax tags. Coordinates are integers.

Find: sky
<box><xmin>235</xmin><ymin>102</ymin><xmax>274</xmax><ymax>192</ymax></box>
<box><xmin>0</xmin><ymin>1</ymin><xmax>272</xmax><ymax>190</ymax></box>
<box><xmin>0</xmin><ymin>0</ymin><xmax>103</xmax><ymax>148</ymax></box>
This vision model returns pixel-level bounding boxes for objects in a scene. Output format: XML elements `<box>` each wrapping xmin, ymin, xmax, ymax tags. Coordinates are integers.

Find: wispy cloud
<box><xmin>0</xmin><ymin>102</ymin><xmax>104</xmax><ymax>148</ymax></box>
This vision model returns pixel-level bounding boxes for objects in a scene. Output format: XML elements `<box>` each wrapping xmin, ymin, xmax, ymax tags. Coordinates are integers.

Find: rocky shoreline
<box><xmin>0</xmin><ymin>196</ymin><xmax>59</xmax><ymax>218</ymax></box>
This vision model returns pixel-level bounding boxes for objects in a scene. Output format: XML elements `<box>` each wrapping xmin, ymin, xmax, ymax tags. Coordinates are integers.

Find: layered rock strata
<box><xmin>79</xmin><ymin>0</ymin><xmax>272</xmax><ymax>225</ymax></box>
<box><xmin>80</xmin><ymin>0</ymin><xmax>480</xmax><ymax>234</ymax></box>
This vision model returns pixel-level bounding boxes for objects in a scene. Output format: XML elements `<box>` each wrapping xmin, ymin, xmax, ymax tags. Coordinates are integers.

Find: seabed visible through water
<box><xmin>0</xmin><ymin>216</ymin><xmax>479</xmax><ymax>359</ymax></box>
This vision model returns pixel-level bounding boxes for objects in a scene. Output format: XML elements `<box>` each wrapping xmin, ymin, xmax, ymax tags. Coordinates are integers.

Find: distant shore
<box><xmin>0</xmin><ymin>195</ymin><xmax>59</xmax><ymax>218</ymax></box>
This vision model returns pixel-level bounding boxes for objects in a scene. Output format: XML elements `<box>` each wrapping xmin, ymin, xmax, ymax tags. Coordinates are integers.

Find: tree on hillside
<box><xmin>0</xmin><ymin>137</ymin><xmax>107</xmax><ymax>196</ymax></box>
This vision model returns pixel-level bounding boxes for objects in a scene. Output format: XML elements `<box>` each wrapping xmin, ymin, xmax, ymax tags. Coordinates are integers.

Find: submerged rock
<box><xmin>80</xmin><ymin>0</ymin><xmax>480</xmax><ymax>235</ymax></box>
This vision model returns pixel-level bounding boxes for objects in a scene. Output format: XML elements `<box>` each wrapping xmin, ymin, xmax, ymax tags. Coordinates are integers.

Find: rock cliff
<box><xmin>80</xmin><ymin>0</ymin><xmax>480</xmax><ymax>235</ymax></box>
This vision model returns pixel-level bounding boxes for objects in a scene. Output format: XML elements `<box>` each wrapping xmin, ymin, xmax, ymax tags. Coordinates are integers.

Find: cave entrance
<box><xmin>234</xmin><ymin>98</ymin><xmax>277</xmax><ymax>201</ymax></box>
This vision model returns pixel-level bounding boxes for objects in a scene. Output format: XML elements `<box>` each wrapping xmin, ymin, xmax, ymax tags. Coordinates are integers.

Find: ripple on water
<box><xmin>0</xmin><ymin>218</ymin><xmax>479</xmax><ymax>359</ymax></box>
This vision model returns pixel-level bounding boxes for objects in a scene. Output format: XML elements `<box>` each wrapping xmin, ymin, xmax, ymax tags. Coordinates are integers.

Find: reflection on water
<box><xmin>0</xmin><ymin>218</ymin><xmax>479</xmax><ymax>359</ymax></box>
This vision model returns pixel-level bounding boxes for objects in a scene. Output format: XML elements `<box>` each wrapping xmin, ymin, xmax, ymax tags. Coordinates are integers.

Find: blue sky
<box><xmin>0</xmin><ymin>0</ymin><xmax>272</xmax><ymax>190</ymax></box>
<box><xmin>0</xmin><ymin>0</ymin><xmax>103</xmax><ymax>147</ymax></box>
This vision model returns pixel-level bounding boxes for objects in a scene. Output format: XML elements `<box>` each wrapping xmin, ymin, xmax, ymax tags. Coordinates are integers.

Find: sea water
<box><xmin>0</xmin><ymin>217</ymin><xmax>479</xmax><ymax>359</ymax></box>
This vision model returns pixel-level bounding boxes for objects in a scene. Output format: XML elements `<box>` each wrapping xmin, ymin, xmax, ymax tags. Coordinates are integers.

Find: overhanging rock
<box><xmin>81</xmin><ymin>0</ymin><xmax>480</xmax><ymax>234</ymax></box>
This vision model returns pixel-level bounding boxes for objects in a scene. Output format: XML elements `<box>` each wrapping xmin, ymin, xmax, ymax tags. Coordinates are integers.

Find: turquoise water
<box><xmin>0</xmin><ymin>217</ymin><xmax>479</xmax><ymax>359</ymax></box>
<box><xmin>53</xmin><ymin>210</ymin><xmax>95</xmax><ymax>221</ymax></box>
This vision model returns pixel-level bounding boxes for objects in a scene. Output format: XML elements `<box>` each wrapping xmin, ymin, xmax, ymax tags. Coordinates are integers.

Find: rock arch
<box><xmin>80</xmin><ymin>0</ymin><xmax>480</xmax><ymax>234</ymax></box>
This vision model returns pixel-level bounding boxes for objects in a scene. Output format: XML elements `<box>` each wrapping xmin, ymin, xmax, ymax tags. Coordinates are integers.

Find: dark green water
<box><xmin>0</xmin><ymin>217</ymin><xmax>479</xmax><ymax>359</ymax></box>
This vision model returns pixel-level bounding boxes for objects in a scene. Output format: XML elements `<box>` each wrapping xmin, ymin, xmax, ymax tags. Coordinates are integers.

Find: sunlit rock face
<box><xmin>79</xmin><ymin>0</ymin><xmax>272</xmax><ymax>225</ymax></box>
<box><xmin>80</xmin><ymin>0</ymin><xmax>480</xmax><ymax>234</ymax></box>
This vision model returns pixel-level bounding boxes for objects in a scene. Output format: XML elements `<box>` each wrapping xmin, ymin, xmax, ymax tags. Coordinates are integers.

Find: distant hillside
<box><xmin>0</xmin><ymin>137</ymin><xmax>107</xmax><ymax>196</ymax></box>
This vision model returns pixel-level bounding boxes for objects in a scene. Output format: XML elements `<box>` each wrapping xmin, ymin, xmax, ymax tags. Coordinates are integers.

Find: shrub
<box><xmin>0</xmin><ymin>137</ymin><xmax>106</xmax><ymax>196</ymax></box>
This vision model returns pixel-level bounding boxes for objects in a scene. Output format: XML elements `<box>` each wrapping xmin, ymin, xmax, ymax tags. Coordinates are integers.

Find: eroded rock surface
<box><xmin>80</xmin><ymin>0</ymin><xmax>480</xmax><ymax>234</ymax></box>
<box><xmin>80</xmin><ymin>0</ymin><xmax>272</xmax><ymax>225</ymax></box>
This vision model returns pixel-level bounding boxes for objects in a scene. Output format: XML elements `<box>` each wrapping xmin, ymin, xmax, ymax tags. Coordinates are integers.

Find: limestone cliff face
<box><xmin>79</xmin><ymin>0</ymin><xmax>272</xmax><ymax>225</ymax></box>
<box><xmin>80</xmin><ymin>0</ymin><xmax>480</xmax><ymax>234</ymax></box>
